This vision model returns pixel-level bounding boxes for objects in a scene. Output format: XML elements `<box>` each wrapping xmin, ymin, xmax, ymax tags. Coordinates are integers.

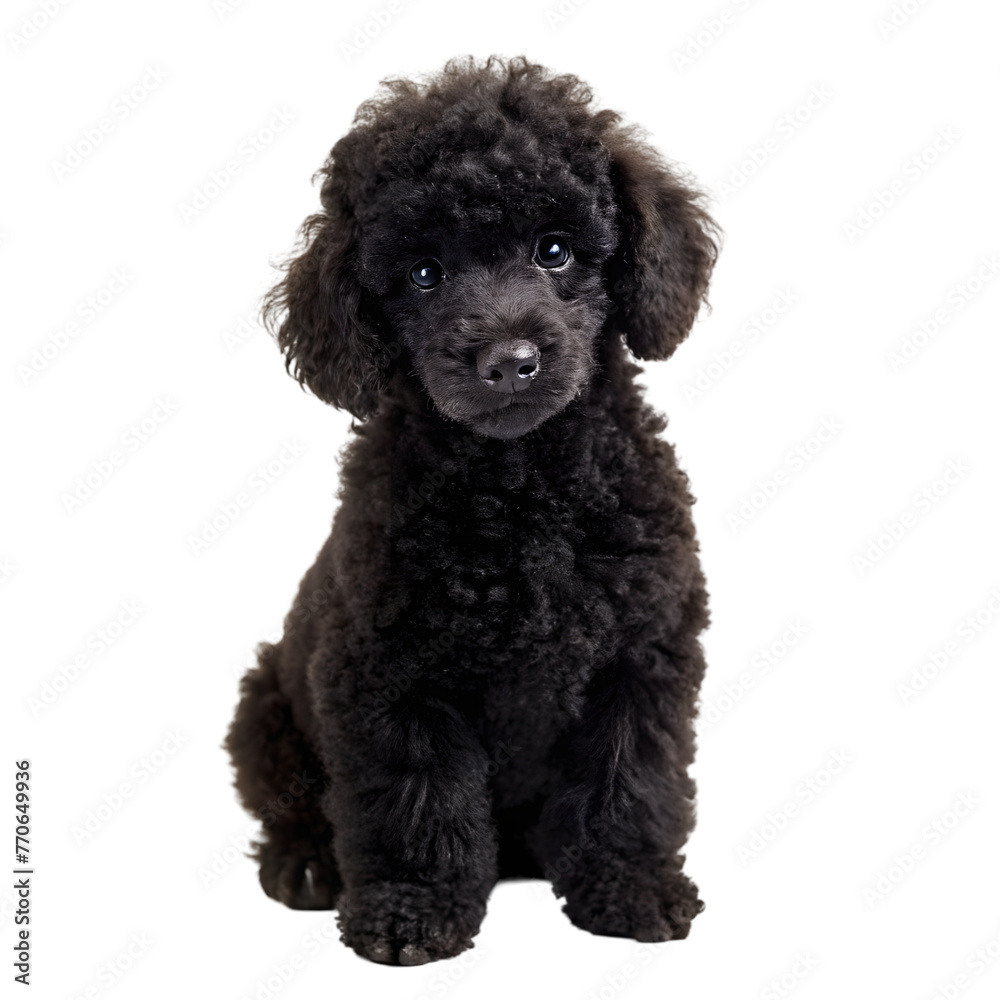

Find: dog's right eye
<box><xmin>410</xmin><ymin>258</ymin><xmax>444</xmax><ymax>289</ymax></box>
<box><xmin>535</xmin><ymin>236</ymin><xmax>570</xmax><ymax>269</ymax></box>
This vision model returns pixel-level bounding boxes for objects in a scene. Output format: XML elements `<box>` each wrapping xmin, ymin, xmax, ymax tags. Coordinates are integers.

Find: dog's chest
<box><xmin>387</xmin><ymin>456</ymin><xmax>632</xmax><ymax>694</ymax></box>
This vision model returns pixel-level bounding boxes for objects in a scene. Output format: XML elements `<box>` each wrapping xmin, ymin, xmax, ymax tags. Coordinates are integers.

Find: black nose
<box><xmin>477</xmin><ymin>340</ymin><xmax>540</xmax><ymax>394</ymax></box>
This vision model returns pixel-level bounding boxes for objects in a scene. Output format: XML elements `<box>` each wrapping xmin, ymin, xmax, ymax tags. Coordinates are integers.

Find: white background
<box><xmin>3</xmin><ymin>0</ymin><xmax>999</xmax><ymax>997</ymax></box>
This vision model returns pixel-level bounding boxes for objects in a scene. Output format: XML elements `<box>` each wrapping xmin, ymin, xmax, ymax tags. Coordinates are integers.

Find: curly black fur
<box><xmin>225</xmin><ymin>55</ymin><xmax>719</xmax><ymax>966</ymax></box>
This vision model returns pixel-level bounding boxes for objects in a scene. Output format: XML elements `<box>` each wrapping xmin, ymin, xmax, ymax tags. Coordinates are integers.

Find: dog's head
<box><xmin>265</xmin><ymin>57</ymin><xmax>718</xmax><ymax>440</ymax></box>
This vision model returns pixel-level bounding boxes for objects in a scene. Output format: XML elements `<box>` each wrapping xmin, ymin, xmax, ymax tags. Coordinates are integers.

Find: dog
<box><xmin>225</xmin><ymin>55</ymin><xmax>718</xmax><ymax>966</ymax></box>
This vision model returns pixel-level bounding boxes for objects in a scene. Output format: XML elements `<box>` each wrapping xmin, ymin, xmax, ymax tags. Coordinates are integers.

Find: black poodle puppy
<box><xmin>226</xmin><ymin>55</ymin><xmax>718</xmax><ymax>966</ymax></box>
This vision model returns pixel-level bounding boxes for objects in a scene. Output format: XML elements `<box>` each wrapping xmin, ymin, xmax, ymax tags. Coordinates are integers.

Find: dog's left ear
<box><xmin>261</xmin><ymin>174</ymin><xmax>390</xmax><ymax>419</ymax></box>
<box><xmin>604</xmin><ymin>129</ymin><xmax>720</xmax><ymax>361</ymax></box>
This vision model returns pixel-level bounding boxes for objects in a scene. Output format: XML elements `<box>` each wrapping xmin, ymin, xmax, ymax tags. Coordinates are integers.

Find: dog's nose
<box><xmin>477</xmin><ymin>340</ymin><xmax>540</xmax><ymax>394</ymax></box>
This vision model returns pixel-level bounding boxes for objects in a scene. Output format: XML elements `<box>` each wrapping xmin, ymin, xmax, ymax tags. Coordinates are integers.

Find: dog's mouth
<box><xmin>468</xmin><ymin>393</ymin><xmax>546</xmax><ymax>439</ymax></box>
<box><xmin>424</xmin><ymin>372</ymin><xmax>552</xmax><ymax>440</ymax></box>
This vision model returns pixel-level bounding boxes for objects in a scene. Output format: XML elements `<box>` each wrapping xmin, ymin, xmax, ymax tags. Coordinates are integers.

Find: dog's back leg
<box><xmin>225</xmin><ymin>642</ymin><xmax>341</xmax><ymax>910</ymax></box>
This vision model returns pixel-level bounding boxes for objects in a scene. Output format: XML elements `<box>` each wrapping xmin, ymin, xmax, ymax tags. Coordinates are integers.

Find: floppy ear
<box><xmin>604</xmin><ymin>127</ymin><xmax>720</xmax><ymax>361</ymax></box>
<box><xmin>262</xmin><ymin>189</ymin><xmax>390</xmax><ymax>418</ymax></box>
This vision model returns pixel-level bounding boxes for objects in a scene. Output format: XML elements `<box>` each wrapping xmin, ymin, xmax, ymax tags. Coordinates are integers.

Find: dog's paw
<box><xmin>561</xmin><ymin>866</ymin><xmax>704</xmax><ymax>943</ymax></box>
<box><xmin>336</xmin><ymin>881</ymin><xmax>482</xmax><ymax>965</ymax></box>
<box><xmin>258</xmin><ymin>842</ymin><xmax>341</xmax><ymax>911</ymax></box>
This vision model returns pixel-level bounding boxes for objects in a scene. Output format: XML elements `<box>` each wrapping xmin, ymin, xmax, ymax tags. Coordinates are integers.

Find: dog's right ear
<box><xmin>262</xmin><ymin>191</ymin><xmax>389</xmax><ymax>419</ymax></box>
<box><xmin>602</xmin><ymin>126</ymin><xmax>719</xmax><ymax>363</ymax></box>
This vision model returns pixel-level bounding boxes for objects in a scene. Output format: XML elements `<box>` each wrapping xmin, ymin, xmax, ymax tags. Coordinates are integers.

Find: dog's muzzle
<box><xmin>476</xmin><ymin>340</ymin><xmax>540</xmax><ymax>394</ymax></box>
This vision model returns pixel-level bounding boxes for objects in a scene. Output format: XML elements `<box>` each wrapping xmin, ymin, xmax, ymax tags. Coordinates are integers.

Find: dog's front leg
<box><xmin>538</xmin><ymin>632</ymin><xmax>707</xmax><ymax>942</ymax></box>
<box><xmin>320</xmin><ymin>694</ymin><xmax>497</xmax><ymax>965</ymax></box>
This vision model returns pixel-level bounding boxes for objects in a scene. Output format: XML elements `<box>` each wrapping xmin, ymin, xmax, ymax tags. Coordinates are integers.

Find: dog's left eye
<box><xmin>410</xmin><ymin>258</ymin><xmax>445</xmax><ymax>289</ymax></box>
<box><xmin>535</xmin><ymin>236</ymin><xmax>570</xmax><ymax>269</ymax></box>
